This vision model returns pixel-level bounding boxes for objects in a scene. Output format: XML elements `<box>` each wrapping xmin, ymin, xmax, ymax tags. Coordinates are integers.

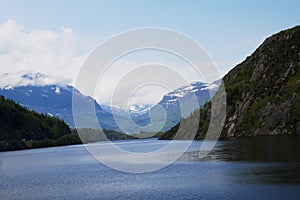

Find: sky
<box><xmin>0</xmin><ymin>0</ymin><xmax>299</xmax><ymax>107</ymax></box>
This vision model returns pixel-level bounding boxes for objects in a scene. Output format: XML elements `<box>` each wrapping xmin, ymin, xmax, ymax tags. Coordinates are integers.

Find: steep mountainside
<box><xmin>222</xmin><ymin>26</ymin><xmax>300</xmax><ymax>137</ymax></box>
<box><xmin>0</xmin><ymin>84</ymin><xmax>125</xmax><ymax>131</ymax></box>
<box><xmin>156</xmin><ymin>81</ymin><xmax>218</xmax><ymax>116</ymax></box>
<box><xmin>133</xmin><ymin>81</ymin><xmax>218</xmax><ymax>132</ymax></box>
<box><xmin>160</xmin><ymin>25</ymin><xmax>300</xmax><ymax>139</ymax></box>
<box><xmin>0</xmin><ymin>95</ymin><xmax>71</xmax><ymax>150</ymax></box>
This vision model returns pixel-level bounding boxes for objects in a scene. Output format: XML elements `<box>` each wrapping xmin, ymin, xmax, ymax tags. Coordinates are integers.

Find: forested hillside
<box><xmin>0</xmin><ymin>95</ymin><xmax>72</xmax><ymax>150</ymax></box>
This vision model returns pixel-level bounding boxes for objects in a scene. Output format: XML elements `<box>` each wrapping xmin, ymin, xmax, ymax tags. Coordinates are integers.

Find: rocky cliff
<box><xmin>223</xmin><ymin>25</ymin><xmax>300</xmax><ymax>137</ymax></box>
<box><xmin>160</xmin><ymin>25</ymin><xmax>300</xmax><ymax>139</ymax></box>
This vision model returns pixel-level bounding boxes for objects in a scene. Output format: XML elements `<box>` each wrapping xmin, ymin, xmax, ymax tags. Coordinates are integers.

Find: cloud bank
<box><xmin>0</xmin><ymin>20</ymin><xmax>220</xmax><ymax>107</ymax></box>
<box><xmin>0</xmin><ymin>19</ymin><xmax>84</xmax><ymax>87</ymax></box>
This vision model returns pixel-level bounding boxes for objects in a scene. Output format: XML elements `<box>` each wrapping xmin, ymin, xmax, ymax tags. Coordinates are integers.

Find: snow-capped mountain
<box><xmin>158</xmin><ymin>81</ymin><xmax>218</xmax><ymax>109</ymax></box>
<box><xmin>0</xmin><ymin>83</ymin><xmax>125</xmax><ymax>131</ymax></box>
<box><xmin>133</xmin><ymin>81</ymin><xmax>220</xmax><ymax>132</ymax></box>
<box><xmin>129</xmin><ymin>104</ymin><xmax>153</xmax><ymax>115</ymax></box>
<box><xmin>0</xmin><ymin>71</ymin><xmax>221</xmax><ymax>134</ymax></box>
<box><xmin>102</xmin><ymin>104</ymin><xmax>153</xmax><ymax>115</ymax></box>
<box><xmin>1</xmin><ymin>84</ymin><xmax>84</xmax><ymax>110</ymax></box>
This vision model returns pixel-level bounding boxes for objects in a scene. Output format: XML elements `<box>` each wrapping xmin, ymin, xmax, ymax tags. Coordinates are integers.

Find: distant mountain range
<box><xmin>156</xmin><ymin>81</ymin><xmax>218</xmax><ymax>114</ymax></box>
<box><xmin>132</xmin><ymin>81</ymin><xmax>219</xmax><ymax>132</ymax></box>
<box><xmin>0</xmin><ymin>74</ymin><xmax>219</xmax><ymax>133</ymax></box>
<box><xmin>129</xmin><ymin>104</ymin><xmax>153</xmax><ymax>116</ymax></box>
<box><xmin>0</xmin><ymin>84</ymin><xmax>125</xmax><ymax>131</ymax></box>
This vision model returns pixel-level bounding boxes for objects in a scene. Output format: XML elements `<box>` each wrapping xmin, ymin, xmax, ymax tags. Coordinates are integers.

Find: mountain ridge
<box><xmin>0</xmin><ymin>84</ymin><xmax>128</xmax><ymax>131</ymax></box>
<box><xmin>0</xmin><ymin>78</ymin><xmax>218</xmax><ymax>134</ymax></box>
<box><xmin>130</xmin><ymin>81</ymin><xmax>218</xmax><ymax>133</ymax></box>
<box><xmin>160</xmin><ymin>25</ymin><xmax>300</xmax><ymax>139</ymax></box>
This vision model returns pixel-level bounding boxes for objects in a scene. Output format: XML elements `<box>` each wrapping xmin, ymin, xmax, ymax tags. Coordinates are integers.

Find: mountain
<box><xmin>0</xmin><ymin>83</ymin><xmax>124</xmax><ymax>132</ymax></box>
<box><xmin>0</xmin><ymin>73</ymin><xmax>219</xmax><ymax>134</ymax></box>
<box><xmin>129</xmin><ymin>104</ymin><xmax>153</xmax><ymax>116</ymax></box>
<box><xmin>160</xmin><ymin>25</ymin><xmax>300</xmax><ymax>139</ymax></box>
<box><xmin>101</xmin><ymin>104</ymin><xmax>153</xmax><ymax>118</ymax></box>
<box><xmin>0</xmin><ymin>95</ymin><xmax>72</xmax><ymax>151</ymax></box>
<box><xmin>156</xmin><ymin>81</ymin><xmax>218</xmax><ymax>114</ymax></box>
<box><xmin>133</xmin><ymin>81</ymin><xmax>219</xmax><ymax>132</ymax></box>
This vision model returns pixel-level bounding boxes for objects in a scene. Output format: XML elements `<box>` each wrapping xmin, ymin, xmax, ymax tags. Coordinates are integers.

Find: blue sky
<box><xmin>0</xmin><ymin>0</ymin><xmax>299</xmax><ymax>106</ymax></box>
<box><xmin>1</xmin><ymin>0</ymin><xmax>299</xmax><ymax>72</ymax></box>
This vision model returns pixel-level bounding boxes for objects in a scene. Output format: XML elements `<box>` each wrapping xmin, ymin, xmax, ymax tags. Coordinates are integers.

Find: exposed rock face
<box><xmin>160</xmin><ymin>25</ymin><xmax>300</xmax><ymax>139</ymax></box>
<box><xmin>222</xmin><ymin>25</ymin><xmax>300</xmax><ymax>137</ymax></box>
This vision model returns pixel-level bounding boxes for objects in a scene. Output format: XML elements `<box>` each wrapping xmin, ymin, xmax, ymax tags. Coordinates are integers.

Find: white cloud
<box><xmin>0</xmin><ymin>20</ymin><xmax>226</xmax><ymax>107</ymax></box>
<box><xmin>0</xmin><ymin>19</ymin><xmax>85</xmax><ymax>87</ymax></box>
<box><xmin>93</xmin><ymin>52</ymin><xmax>208</xmax><ymax>108</ymax></box>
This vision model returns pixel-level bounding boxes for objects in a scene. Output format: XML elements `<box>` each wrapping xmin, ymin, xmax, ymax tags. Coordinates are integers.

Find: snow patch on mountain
<box><xmin>4</xmin><ymin>85</ymin><xmax>14</xmax><ymax>90</ymax></box>
<box><xmin>160</xmin><ymin>81</ymin><xmax>219</xmax><ymax>108</ymax></box>
<box><xmin>129</xmin><ymin>104</ymin><xmax>153</xmax><ymax>115</ymax></box>
<box><xmin>200</xmin><ymin>83</ymin><xmax>219</xmax><ymax>91</ymax></box>
<box><xmin>55</xmin><ymin>87</ymin><xmax>61</xmax><ymax>94</ymax></box>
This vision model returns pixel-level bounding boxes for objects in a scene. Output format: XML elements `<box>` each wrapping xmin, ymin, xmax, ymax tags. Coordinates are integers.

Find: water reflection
<box><xmin>1</xmin><ymin>137</ymin><xmax>300</xmax><ymax>199</ymax></box>
<box><xmin>179</xmin><ymin>136</ymin><xmax>300</xmax><ymax>185</ymax></box>
<box><xmin>181</xmin><ymin>136</ymin><xmax>300</xmax><ymax>162</ymax></box>
<box><xmin>240</xmin><ymin>164</ymin><xmax>300</xmax><ymax>185</ymax></box>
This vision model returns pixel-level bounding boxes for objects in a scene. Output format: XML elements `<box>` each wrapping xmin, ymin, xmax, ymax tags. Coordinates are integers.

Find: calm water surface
<box><xmin>1</xmin><ymin>136</ymin><xmax>300</xmax><ymax>199</ymax></box>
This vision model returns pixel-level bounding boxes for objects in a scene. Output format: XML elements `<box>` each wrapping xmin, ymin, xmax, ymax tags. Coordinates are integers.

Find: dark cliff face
<box><xmin>160</xmin><ymin>25</ymin><xmax>300</xmax><ymax>139</ymax></box>
<box><xmin>223</xmin><ymin>25</ymin><xmax>300</xmax><ymax>137</ymax></box>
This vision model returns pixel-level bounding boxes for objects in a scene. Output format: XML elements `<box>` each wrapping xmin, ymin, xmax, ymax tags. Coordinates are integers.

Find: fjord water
<box><xmin>1</xmin><ymin>137</ymin><xmax>300</xmax><ymax>199</ymax></box>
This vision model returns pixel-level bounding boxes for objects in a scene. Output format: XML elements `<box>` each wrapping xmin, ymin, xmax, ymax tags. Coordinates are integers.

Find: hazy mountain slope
<box><xmin>133</xmin><ymin>82</ymin><xmax>218</xmax><ymax>132</ymax></box>
<box><xmin>160</xmin><ymin>25</ymin><xmax>300</xmax><ymax>139</ymax></box>
<box><xmin>0</xmin><ymin>84</ymin><xmax>125</xmax><ymax>131</ymax></box>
